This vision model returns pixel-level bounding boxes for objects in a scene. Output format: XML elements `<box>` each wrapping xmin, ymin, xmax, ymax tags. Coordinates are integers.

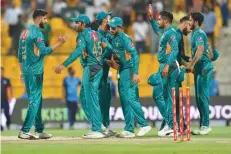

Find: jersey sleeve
<box><xmin>35</xmin><ymin>32</ymin><xmax>53</xmax><ymax>55</ymax></box>
<box><xmin>195</xmin><ymin>33</ymin><xmax>204</xmax><ymax>47</ymax></box>
<box><xmin>63</xmin><ymin>36</ymin><xmax>86</xmax><ymax>67</ymax></box>
<box><xmin>149</xmin><ymin>18</ymin><xmax>163</xmax><ymax>36</ymax></box>
<box><xmin>167</xmin><ymin>32</ymin><xmax>179</xmax><ymax>66</ymax></box>
<box><xmin>124</xmin><ymin>36</ymin><xmax>139</xmax><ymax>74</ymax></box>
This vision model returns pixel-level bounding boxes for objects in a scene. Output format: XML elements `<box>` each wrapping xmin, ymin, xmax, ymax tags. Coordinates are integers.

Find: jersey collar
<box><xmin>31</xmin><ymin>24</ymin><xmax>40</xmax><ymax>30</ymax></box>
<box><xmin>164</xmin><ymin>25</ymin><xmax>173</xmax><ymax>32</ymax></box>
<box><xmin>98</xmin><ymin>28</ymin><xmax>107</xmax><ymax>37</ymax></box>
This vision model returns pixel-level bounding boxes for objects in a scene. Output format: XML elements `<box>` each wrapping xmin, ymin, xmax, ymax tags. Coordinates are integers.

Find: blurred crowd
<box><xmin>1</xmin><ymin>0</ymin><xmax>231</xmax><ymax>56</ymax></box>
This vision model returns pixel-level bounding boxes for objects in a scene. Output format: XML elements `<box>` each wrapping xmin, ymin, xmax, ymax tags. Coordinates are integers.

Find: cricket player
<box><xmin>18</xmin><ymin>9</ymin><xmax>68</xmax><ymax>139</ymax></box>
<box><xmin>108</xmin><ymin>17</ymin><xmax>151</xmax><ymax>138</ymax></box>
<box><xmin>55</xmin><ymin>14</ymin><xmax>114</xmax><ymax>139</ymax></box>
<box><xmin>148</xmin><ymin>5</ymin><xmax>179</xmax><ymax>136</ymax></box>
<box><xmin>95</xmin><ymin>11</ymin><xmax>117</xmax><ymax>136</ymax></box>
<box><xmin>158</xmin><ymin>16</ymin><xmax>192</xmax><ymax>134</ymax></box>
<box><xmin>187</xmin><ymin>12</ymin><xmax>214</xmax><ymax>135</ymax></box>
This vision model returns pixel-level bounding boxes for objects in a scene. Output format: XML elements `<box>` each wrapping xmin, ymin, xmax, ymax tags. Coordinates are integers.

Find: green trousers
<box><xmin>99</xmin><ymin>77</ymin><xmax>111</xmax><ymax>128</ymax></box>
<box><xmin>154</xmin><ymin>63</ymin><xmax>179</xmax><ymax>130</ymax></box>
<box><xmin>80</xmin><ymin>84</ymin><xmax>91</xmax><ymax>122</ymax></box>
<box><xmin>118</xmin><ymin>68</ymin><xmax>148</xmax><ymax>133</ymax></box>
<box><xmin>80</xmin><ymin>66</ymin><xmax>103</xmax><ymax>132</ymax></box>
<box><xmin>194</xmin><ymin>64</ymin><xmax>214</xmax><ymax>127</ymax></box>
<box><xmin>21</xmin><ymin>74</ymin><xmax>44</xmax><ymax>133</ymax></box>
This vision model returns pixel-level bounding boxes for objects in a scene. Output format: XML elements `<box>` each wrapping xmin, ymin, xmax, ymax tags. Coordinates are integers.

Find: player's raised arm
<box><xmin>148</xmin><ymin>4</ymin><xmax>163</xmax><ymax>36</ymax></box>
<box><xmin>55</xmin><ymin>37</ymin><xmax>86</xmax><ymax>74</ymax></box>
<box><xmin>35</xmin><ymin>32</ymin><xmax>68</xmax><ymax>55</ymax></box>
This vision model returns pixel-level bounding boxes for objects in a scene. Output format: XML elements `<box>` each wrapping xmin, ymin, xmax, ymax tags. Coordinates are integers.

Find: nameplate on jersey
<box><xmin>90</xmin><ymin>32</ymin><xmax>99</xmax><ymax>42</ymax></box>
<box><xmin>21</xmin><ymin>30</ymin><xmax>29</xmax><ymax>39</ymax></box>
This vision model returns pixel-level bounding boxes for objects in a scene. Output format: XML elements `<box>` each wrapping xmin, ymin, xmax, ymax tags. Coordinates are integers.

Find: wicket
<box><xmin>172</xmin><ymin>87</ymin><xmax>191</xmax><ymax>142</ymax></box>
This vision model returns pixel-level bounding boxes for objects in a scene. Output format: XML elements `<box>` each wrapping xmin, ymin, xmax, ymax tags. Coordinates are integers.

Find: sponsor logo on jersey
<box><xmin>171</xmin><ymin>36</ymin><xmax>176</xmax><ymax>40</ymax></box>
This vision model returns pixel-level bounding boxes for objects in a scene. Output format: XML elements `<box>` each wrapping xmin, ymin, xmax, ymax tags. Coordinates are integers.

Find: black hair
<box><xmin>159</xmin><ymin>10</ymin><xmax>173</xmax><ymax>23</ymax></box>
<box><xmin>68</xmin><ymin>67</ymin><xmax>73</xmax><ymax>73</ymax></box>
<box><xmin>32</xmin><ymin>9</ymin><xmax>48</xmax><ymax>19</ymax></box>
<box><xmin>190</xmin><ymin>12</ymin><xmax>204</xmax><ymax>26</ymax></box>
<box><xmin>1</xmin><ymin>67</ymin><xmax>3</xmax><ymax>70</ymax></box>
<box><xmin>180</xmin><ymin>16</ymin><xmax>189</xmax><ymax>23</ymax></box>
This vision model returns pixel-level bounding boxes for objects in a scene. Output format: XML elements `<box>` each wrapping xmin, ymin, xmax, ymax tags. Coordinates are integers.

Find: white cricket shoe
<box><xmin>18</xmin><ymin>131</ymin><xmax>39</xmax><ymax>140</ymax></box>
<box><xmin>191</xmin><ymin>128</ymin><xmax>201</xmax><ymax>135</ymax></box>
<box><xmin>199</xmin><ymin>126</ymin><xmax>212</xmax><ymax>135</ymax></box>
<box><xmin>168</xmin><ymin>131</ymin><xmax>179</xmax><ymax>137</ymax></box>
<box><xmin>158</xmin><ymin>125</ymin><xmax>174</xmax><ymax>137</ymax></box>
<box><xmin>82</xmin><ymin>131</ymin><xmax>106</xmax><ymax>139</ymax></box>
<box><xmin>137</xmin><ymin>126</ymin><xmax>152</xmax><ymax>137</ymax></box>
<box><xmin>104</xmin><ymin>128</ymin><xmax>116</xmax><ymax>137</ymax></box>
<box><xmin>35</xmin><ymin>132</ymin><xmax>52</xmax><ymax>139</ymax></box>
<box><xmin>101</xmin><ymin>125</ymin><xmax>106</xmax><ymax>132</ymax></box>
<box><xmin>115</xmin><ymin>130</ymin><xmax>135</xmax><ymax>138</ymax></box>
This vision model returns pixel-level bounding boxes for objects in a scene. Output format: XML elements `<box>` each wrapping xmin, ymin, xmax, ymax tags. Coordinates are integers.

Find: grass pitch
<box><xmin>1</xmin><ymin>127</ymin><xmax>231</xmax><ymax>154</ymax></box>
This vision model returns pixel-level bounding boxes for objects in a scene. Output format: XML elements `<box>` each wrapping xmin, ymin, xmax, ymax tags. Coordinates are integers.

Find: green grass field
<box><xmin>1</xmin><ymin>127</ymin><xmax>231</xmax><ymax>154</ymax></box>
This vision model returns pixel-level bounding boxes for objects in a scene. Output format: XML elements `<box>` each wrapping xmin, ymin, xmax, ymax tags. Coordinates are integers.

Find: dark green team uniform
<box><xmin>63</xmin><ymin>27</ymin><xmax>113</xmax><ymax>132</ymax></box>
<box><xmin>18</xmin><ymin>24</ymin><xmax>53</xmax><ymax>133</ymax></box>
<box><xmin>149</xmin><ymin>18</ymin><xmax>179</xmax><ymax>129</ymax></box>
<box><xmin>191</xmin><ymin>27</ymin><xmax>214</xmax><ymax>127</ymax></box>
<box><xmin>98</xmin><ymin>28</ymin><xmax>114</xmax><ymax>128</ymax></box>
<box><xmin>111</xmin><ymin>31</ymin><xmax>148</xmax><ymax>133</ymax></box>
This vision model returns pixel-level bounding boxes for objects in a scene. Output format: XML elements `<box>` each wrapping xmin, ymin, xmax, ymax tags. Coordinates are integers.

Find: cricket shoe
<box><xmin>18</xmin><ymin>131</ymin><xmax>39</xmax><ymax>140</ymax></box>
<box><xmin>82</xmin><ymin>131</ymin><xmax>107</xmax><ymax>139</ymax></box>
<box><xmin>104</xmin><ymin>128</ymin><xmax>117</xmax><ymax>137</ymax></box>
<box><xmin>167</xmin><ymin>131</ymin><xmax>179</xmax><ymax>137</ymax></box>
<box><xmin>191</xmin><ymin>127</ymin><xmax>201</xmax><ymax>135</ymax></box>
<box><xmin>35</xmin><ymin>132</ymin><xmax>52</xmax><ymax>139</ymax></box>
<box><xmin>101</xmin><ymin>125</ymin><xmax>107</xmax><ymax>132</ymax></box>
<box><xmin>158</xmin><ymin>125</ymin><xmax>174</xmax><ymax>137</ymax></box>
<box><xmin>115</xmin><ymin>130</ymin><xmax>135</xmax><ymax>138</ymax></box>
<box><xmin>137</xmin><ymin>126</ymin><xmax>152</xmax><ymax>137</ymax></box>
<box><xmin>199</xmin><ymin>126</ymin><xmax>212</xmax><ymax>135</ymax></box>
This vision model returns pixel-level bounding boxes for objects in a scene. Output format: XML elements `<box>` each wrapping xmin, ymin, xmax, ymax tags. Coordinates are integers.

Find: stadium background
<box><xmin>1</xmin><ymin>0</ymin><xmax>231</xmax><ymax>128</ymax></box>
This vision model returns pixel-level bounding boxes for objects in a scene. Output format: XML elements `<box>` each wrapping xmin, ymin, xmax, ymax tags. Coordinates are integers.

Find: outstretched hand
<box><xmin>148</xmin><ymin>4</ymin><xmax>153</xmax><ymax>19</ymax></box>
<box><xmin>55</xmin><ymin>64</ymin><xmax>65</xmax><ymax>74</ymax></box>
<box><xmin>57</xmin><ymin>33</ymin><xmax>68</xmax><ymax>44</ymax></box>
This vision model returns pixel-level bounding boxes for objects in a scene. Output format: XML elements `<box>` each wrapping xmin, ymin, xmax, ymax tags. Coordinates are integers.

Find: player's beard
<box><xmin>158</xmin><ymin>22</ymin><xmax>164</xmax><ymax>29</ymax></box>
<box><xmin>190</xmin><ymin>22</ymin><xmax>195</xmax><ymax>30</ymax></box>
<box><xmin>182</xmin><ymin>28</ymin><xmax>188</xmax><ymax>36</ymax></box>
<box><xmin>39</xmin><ymin>22</ymin><xmax>45</xmax><ymax>28</ymax></box>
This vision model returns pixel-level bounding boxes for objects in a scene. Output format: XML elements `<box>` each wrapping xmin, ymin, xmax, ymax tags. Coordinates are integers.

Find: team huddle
<box><xmin>17</xmin><ymin>4</ymin><xmax>219</xmax><ymax>140</ymax></box>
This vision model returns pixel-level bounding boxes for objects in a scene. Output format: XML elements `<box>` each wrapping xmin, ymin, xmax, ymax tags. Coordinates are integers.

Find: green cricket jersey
<box><xmin>98</xmin><ymin>28</ymin><xmax>114</xmax><ymax>80</ymax></box>
<box><xmin>18</xmin><ymin>24</ymin><xmax>53</xmax><ymax>75</ymax></box>
<box><xmin>111</xmin><ymin>31</ymin><xmax>139</xmax><ymax>74</ymax></box>
<box><xmin>175</xmin><ymin>28</ymin><xmax>190</xmax><ymax>65</ymax></box>
<box><xmin>191</xmin><ymin>27</ymin><xmax>212</xmax><ymax>73</ymax></box>
<box><xmin>63</xmin><ymin>28</ymin><xmax>113</xmax><ymax>67</ymax></box>
<box><xmin>149</xmin><ymin>18</ymin><xmax>179</xmax><ymax>66</ymax></box>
